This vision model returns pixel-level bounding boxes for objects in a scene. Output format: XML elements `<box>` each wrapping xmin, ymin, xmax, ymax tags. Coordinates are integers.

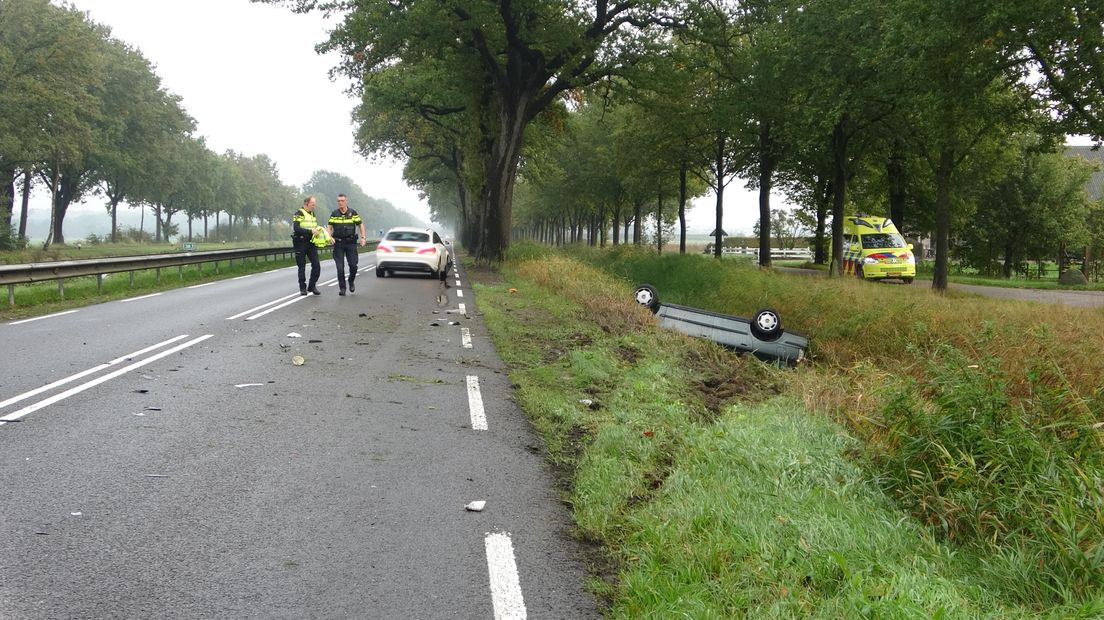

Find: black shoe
<box><xmin>300</xmin><ymin>287</ymin><xmax>307</xmax><ymax>296</ymax></box>
<box><xmin>309</xmin><ymin>287</ymin><xmax>321</xmax><ymax>295</ymax></box>
<box><xmin>339</xmin><ymin>288</ymin><xmax>346</xmax><ymax>296</ymax></box>
<box><xmin>348</xmin><ymin>281</ymin><xmax>355</xmax><ymax>293</ymax></box>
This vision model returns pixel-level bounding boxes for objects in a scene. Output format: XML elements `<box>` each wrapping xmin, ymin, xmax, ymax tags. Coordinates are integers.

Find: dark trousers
<box><xmin>332</xmin><ymin>241</ymin><xmax>358</xmax><ymax>288</ymax></box>
<box><xmin>295</xmin><ymin>241</ymin><xmax>320</xmax><ymax>290</ymax></box>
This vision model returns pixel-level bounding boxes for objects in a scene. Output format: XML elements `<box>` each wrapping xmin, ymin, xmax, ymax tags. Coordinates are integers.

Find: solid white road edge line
<box><xmin>119</xmin><ymin>292</ymin><xmax>162</xmax><ymax>303</ymax></box>
<box><xmin>245</xmin><ymin>296</ymin><xmax>307</xmax><ymax>321</ymax></box>
<box><xmin>462</xmin><ymin>328</ymin><xmax>472</xmax><ymax>349</ymax></box>
<box><xmin>0</xmin><ymin>335</ymin><xmax>191</xmax><ymax>412</ymax></box>
<box><xmin>0</xmin><ymin>334</ymin><xmax>213</xmax><ymax>425</ymax></box>
<box><xmin>187</xmin><ymin>282</ymin><xmax>218</xmax><ymax>289</ymax></box>
<box><xmin>466</xmin><ymin>375</ymin><xmax>487</xmax><ymax>431</ymax></box>
<box><xmin>8</xmin><ymin>310</ymin><xmax>79</xmax><ymax>325</ymax></box>
<box><xmin>484</xmin><ymin>532</ymin><xmax>528</xmax><ymax>620</ymax></box>
<box><xmin>226</xmin><ymin>292</ymin><xmax>301</xmax><ymax>320</ymax></box>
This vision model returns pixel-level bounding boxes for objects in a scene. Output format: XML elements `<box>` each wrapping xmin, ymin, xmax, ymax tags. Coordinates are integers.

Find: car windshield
<box><xmin>861</xmin><ymin>233</ymin><xmax>905</xmax><ymax>249</ymax></box>
<box><xmin>386</xmin><ymin>231</ymin><xmax>430</xmax><ymax>243</ymax></box>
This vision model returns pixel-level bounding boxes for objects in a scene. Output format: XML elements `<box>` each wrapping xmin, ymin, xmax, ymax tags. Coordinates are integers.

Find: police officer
<box><xmin>292</xmin><ymin>196</ymin><xmax>328</xmax><ymax>295</ymax></box>
<box><xmin>327</xmin><ymin>193</ymin><xmax>366</xmax><ymax>296</ymax></box>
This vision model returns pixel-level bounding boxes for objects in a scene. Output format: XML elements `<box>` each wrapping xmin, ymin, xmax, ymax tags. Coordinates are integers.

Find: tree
<box><xmin>1</xmin><ymin>0</ymin><xmax>103</xmax><ymax>246</ymax></box>
<box><xmin>261</xmin><ymin>0</ymin><xmax>677</xmax><ymax>261</ymax></box>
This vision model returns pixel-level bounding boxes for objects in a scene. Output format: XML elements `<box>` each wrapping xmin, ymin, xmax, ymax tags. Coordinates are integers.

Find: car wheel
<box><xmin>632</xmin><ymin>283</ymin><xmax>660</xmax><ymax>313</ymax></box>
<box><xmin>903</xmin><ymin>277</ymin><xmax>914</xmax><ymax>284</ymax></box>
<box><xmin>376</xmin><ymin>267</ymin><xmax>385</xmax><ymax>278</ymax></box>
<box><xmin>750</xmin><ymin>308</ymin><xmax>783</xmax><ymax>341</ymax></box>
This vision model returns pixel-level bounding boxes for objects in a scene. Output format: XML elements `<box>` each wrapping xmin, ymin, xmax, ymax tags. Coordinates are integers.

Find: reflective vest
<box><xmin>293</xmin><ymin>208</ymin><xmax>327</xmax><ymax>247</ymax></box>
<box><xmin>311</xmin><ymin>226</ymin><xmax>332</xmax><ymax>248</ymax></box>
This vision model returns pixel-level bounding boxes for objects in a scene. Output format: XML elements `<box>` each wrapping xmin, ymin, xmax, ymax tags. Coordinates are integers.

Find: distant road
<box><xmin>777</xmin><ymin>266</ymin><xmax>1104</xmax><ymax>308</ymax></box>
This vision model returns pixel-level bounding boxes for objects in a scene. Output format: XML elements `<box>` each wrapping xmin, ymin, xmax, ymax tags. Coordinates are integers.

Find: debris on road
<box><xmin>145</xmin><ymin>406</ymin><xmax>162</xmax><ymax>411</ymax></box>
<box><xmin>465</xmin><ymin>500</ymin><xmax>487</xmax><ymax>512</ymax></box>
<box><xmin>292</xmin><ymin>355</ymin><xmax>305</xmax><ymax>366</ymax></box>
<box><xmin>235</xmin><ymin>383</ymin><xmax>265</xmax><ymax>388</ymax></box>
<box><xmin>287</xmin><ymin>332</ymin><xmax>302</xmax><ymax>338</ymax></box>
<box><xmin>308</xmin><ymin>339</ymin><xmax>322</xmax><ymax>343</ymax></box>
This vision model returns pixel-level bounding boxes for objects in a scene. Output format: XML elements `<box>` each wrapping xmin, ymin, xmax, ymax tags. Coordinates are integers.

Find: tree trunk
<box><xmin>829</xmin><ymin>121</ymin><xmax>849</xmax><ymax>277</ymax></box>
<box><xmin>887</xmin><ymin>138</ymin><xmax>907</xmax><ymax>229</ymax></box>
<box><xmin>633</xmin><ymin>201</ymin><xmax>642</xmax><ymax>244</ymax></box>
<box><xmin>713</xmin><ymin>134</ymin><xmax>727</xmax><ymax>259</ymax></box>
<box><xmin>814</xmin><ymin>176</ymin><xmax>831</xmax><ymax>264</ymax></box>
<box><xmin>204</xmin><ymin>213</ymin><xmax>209</xmax><ymax>240</ymax></box>
<box><xmin>678</xmin><ymin>162</ymin><xmax>688</xmax><ymax>254</ymax></box>
<box><xmin>656</xmin><ymin>191</ymin><xmax>663</xmax><ymax>254</ymax></box>
<box><xmin>932</xmin><ymin>147</ymin><xmax>954</xmax><ymax>292</ymax></box>
<box><xmin>611</xmin><ymin>206</ymin><xmax>621</xmax><ymax>245</ymax></box>
<box><xmin>757</xmin><ymin>124</ymin><xmax>777</xmax><ymax>268</ymax></box>
<box><xmin>18</xmin><ymin>170</ymin><xmax>31</xmax><ymax>241</ymax></box>
<box><xmin>1</xmin><ymin>166</ymin><xmax>14</xmax><ymax>230</ymax></box>
<box><xmin>44</xmin><ymin>164</ymin><xmax>60</xmax><ymax>248</ymax></box>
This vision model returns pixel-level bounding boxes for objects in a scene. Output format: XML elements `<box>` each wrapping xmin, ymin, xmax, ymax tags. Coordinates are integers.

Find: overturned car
<box><xmin>633</xmin><ymin>283</ymin><xmax>808</xmax><ymax>365</ymax></box>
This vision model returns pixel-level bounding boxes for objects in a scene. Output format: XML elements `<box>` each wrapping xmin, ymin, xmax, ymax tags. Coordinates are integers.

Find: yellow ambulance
<box><xmin>841</xmin><ymin>215</ymin><xmax>916</xmax><ymax>283</ymax></box>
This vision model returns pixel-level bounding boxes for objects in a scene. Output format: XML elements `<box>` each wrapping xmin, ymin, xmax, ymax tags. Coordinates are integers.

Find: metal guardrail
<box><xmin>0</xmin><ymin>243</ymin><xmax>376</xmax><ymax>306</ymax></box>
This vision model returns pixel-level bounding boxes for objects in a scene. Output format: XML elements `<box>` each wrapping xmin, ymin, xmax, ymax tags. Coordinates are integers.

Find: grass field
<box><xmin>470</xmin><ymin>242</ymin><xmax>1104</xmax><ymax>618</ymax></box>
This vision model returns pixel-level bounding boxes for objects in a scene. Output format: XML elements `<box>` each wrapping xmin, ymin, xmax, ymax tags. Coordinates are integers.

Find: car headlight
<box><xmin>863</xmin><ymin>257</ymin><xmax>879</xmax><ymax>265</ymax></box>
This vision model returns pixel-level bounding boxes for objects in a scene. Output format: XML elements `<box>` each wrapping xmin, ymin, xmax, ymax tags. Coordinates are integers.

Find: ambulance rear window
<box><xmin>861</xmin><ymin>233</ymin><xmax>905</xmax><ymax>249</ymax></box>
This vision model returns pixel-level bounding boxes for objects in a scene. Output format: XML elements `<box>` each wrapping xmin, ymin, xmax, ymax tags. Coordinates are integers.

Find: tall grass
<box><xmin>488</xmin><ymin>242</ymin><xmax>1104</xmax><ymax>613</ymax></box>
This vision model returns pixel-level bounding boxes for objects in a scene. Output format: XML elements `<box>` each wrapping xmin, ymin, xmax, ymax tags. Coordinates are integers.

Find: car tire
<box><xmin>903</xmin><ymin>277</ymin><xmax>914</xmax><ymax>284</ymax></box>
<box><xmin>632</xmin><ymin>283</ymin><xmax>660</xmax><ymax>313</ymax></box>
<box><xmin>376</xmin><ymin>267</ymin><xmax>385</xmax><ymax>278</ymax></box>
<box><xmin>750</xmin><ymin>308</ymin><xmax>783</xmax><ymax>342</ymax></box>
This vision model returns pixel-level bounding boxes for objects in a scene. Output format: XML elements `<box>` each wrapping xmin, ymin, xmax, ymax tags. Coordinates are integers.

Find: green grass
<box><xmin>470</xmin><ymin>242</ymin><xmax>1104</xmax><ymax>617</ymax></box>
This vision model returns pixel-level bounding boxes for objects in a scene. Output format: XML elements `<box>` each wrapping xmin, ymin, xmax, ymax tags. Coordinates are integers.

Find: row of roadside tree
<box><xmin>274</xmin><ymin>0</ymin><xmax>1104</xmax><ymax>289</ymax></box>
<box><xmin>0</xmin><ymin>0</ymin><xmax>422</xmax><ymax>252</ymax></box>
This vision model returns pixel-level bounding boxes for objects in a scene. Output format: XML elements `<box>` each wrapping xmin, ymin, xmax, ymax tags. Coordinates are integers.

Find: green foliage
<box><xmin>876</xmin><ymin>345</ymin><xmax>1104</xmax><ymax>605</ymax></box>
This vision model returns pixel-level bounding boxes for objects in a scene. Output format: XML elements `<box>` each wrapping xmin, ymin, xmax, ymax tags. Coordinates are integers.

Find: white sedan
<box><xmin>375</xmin><ymin>227</ymin><xmax>451</xmax><ymax>280</ymax></box>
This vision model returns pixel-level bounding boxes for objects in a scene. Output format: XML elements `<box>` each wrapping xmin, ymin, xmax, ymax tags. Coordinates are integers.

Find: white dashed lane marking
<box><xmin>485</xmin><ymin>533</ymin><xmax>528</xmax><ymax>620</ymax></box>
<box><xmin>8</xmin><ymin>310</ymin><xmax>78</xmax><ymax>325</ymax></box>
<box><xmin>466</xmin><ymin>375</ymin><xmax>487</xmax><ymax>431</ymax></box>
<box><xmin>461</xmin><ymin>328</ymin><xmax>472</xmax><ymax>349</ymax></box>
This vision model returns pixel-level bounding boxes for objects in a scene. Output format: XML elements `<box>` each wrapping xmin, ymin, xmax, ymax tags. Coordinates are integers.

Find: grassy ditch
<box><xmin>470</xmin><ymin>243</ymin><xmax>1104</xmax><ymax>618</ymax></box>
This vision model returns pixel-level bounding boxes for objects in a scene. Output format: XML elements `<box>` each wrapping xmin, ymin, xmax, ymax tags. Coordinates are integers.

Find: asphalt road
<box><xmin>0</xmin><ymin>254</ymin><xmax>599</xmax><ymax>619</ymax></box>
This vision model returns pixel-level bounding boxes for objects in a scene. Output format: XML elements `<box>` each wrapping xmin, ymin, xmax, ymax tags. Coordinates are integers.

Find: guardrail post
<box><xmin>130</xmin><ymin>271</ymin><xmax>135</xmax><ymax>287</ymax></box>
<box><xmin>58</xmin><ymin>279</ymin><xmax>64</xmax><ymax>300</ymax></box>
<box><xmin>214</xmin><ymin>261</ymin><xmax>219</xmax><ymax>275</ymax></box>
<box><xmin>155</xmin><ymin>267</ymin><xmax>160</xmax><ymax>283</ymax></box>
<box><xmin>96</xmin><ymin>274</ymin><xmax>103</xmax><ymax>293</ymax></box>
<box><xmin>7</xmin><ymin>284</ymin><xmax>13</xmax><ymax>307</ymax></box>
<box><xmin>178</xmin><ymin>265</ymin><xmax>183</xmax><ymax>280</ymax></box>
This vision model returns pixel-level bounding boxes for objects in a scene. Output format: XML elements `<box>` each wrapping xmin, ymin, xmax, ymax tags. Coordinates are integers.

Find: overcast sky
<box><xmin>25</xmin><ymin>0</ymin><xmax>808</xmax><ymax>239</ymax></box>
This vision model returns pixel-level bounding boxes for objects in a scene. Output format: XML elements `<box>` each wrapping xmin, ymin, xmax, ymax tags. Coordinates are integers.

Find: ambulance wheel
<box><xmin>750</xmin><ymin>308</ymin><xmax>783</xmax><ymax>342</ymax></box>
<box><xmin>903</xmin><ymin>277</ymin><xmax>914</xmax><ymax>284</ymax></box>
<box><xmin>632</xmin><ymin>283</ymin><xmax>660</xmax><ymax>313</ymax></box>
